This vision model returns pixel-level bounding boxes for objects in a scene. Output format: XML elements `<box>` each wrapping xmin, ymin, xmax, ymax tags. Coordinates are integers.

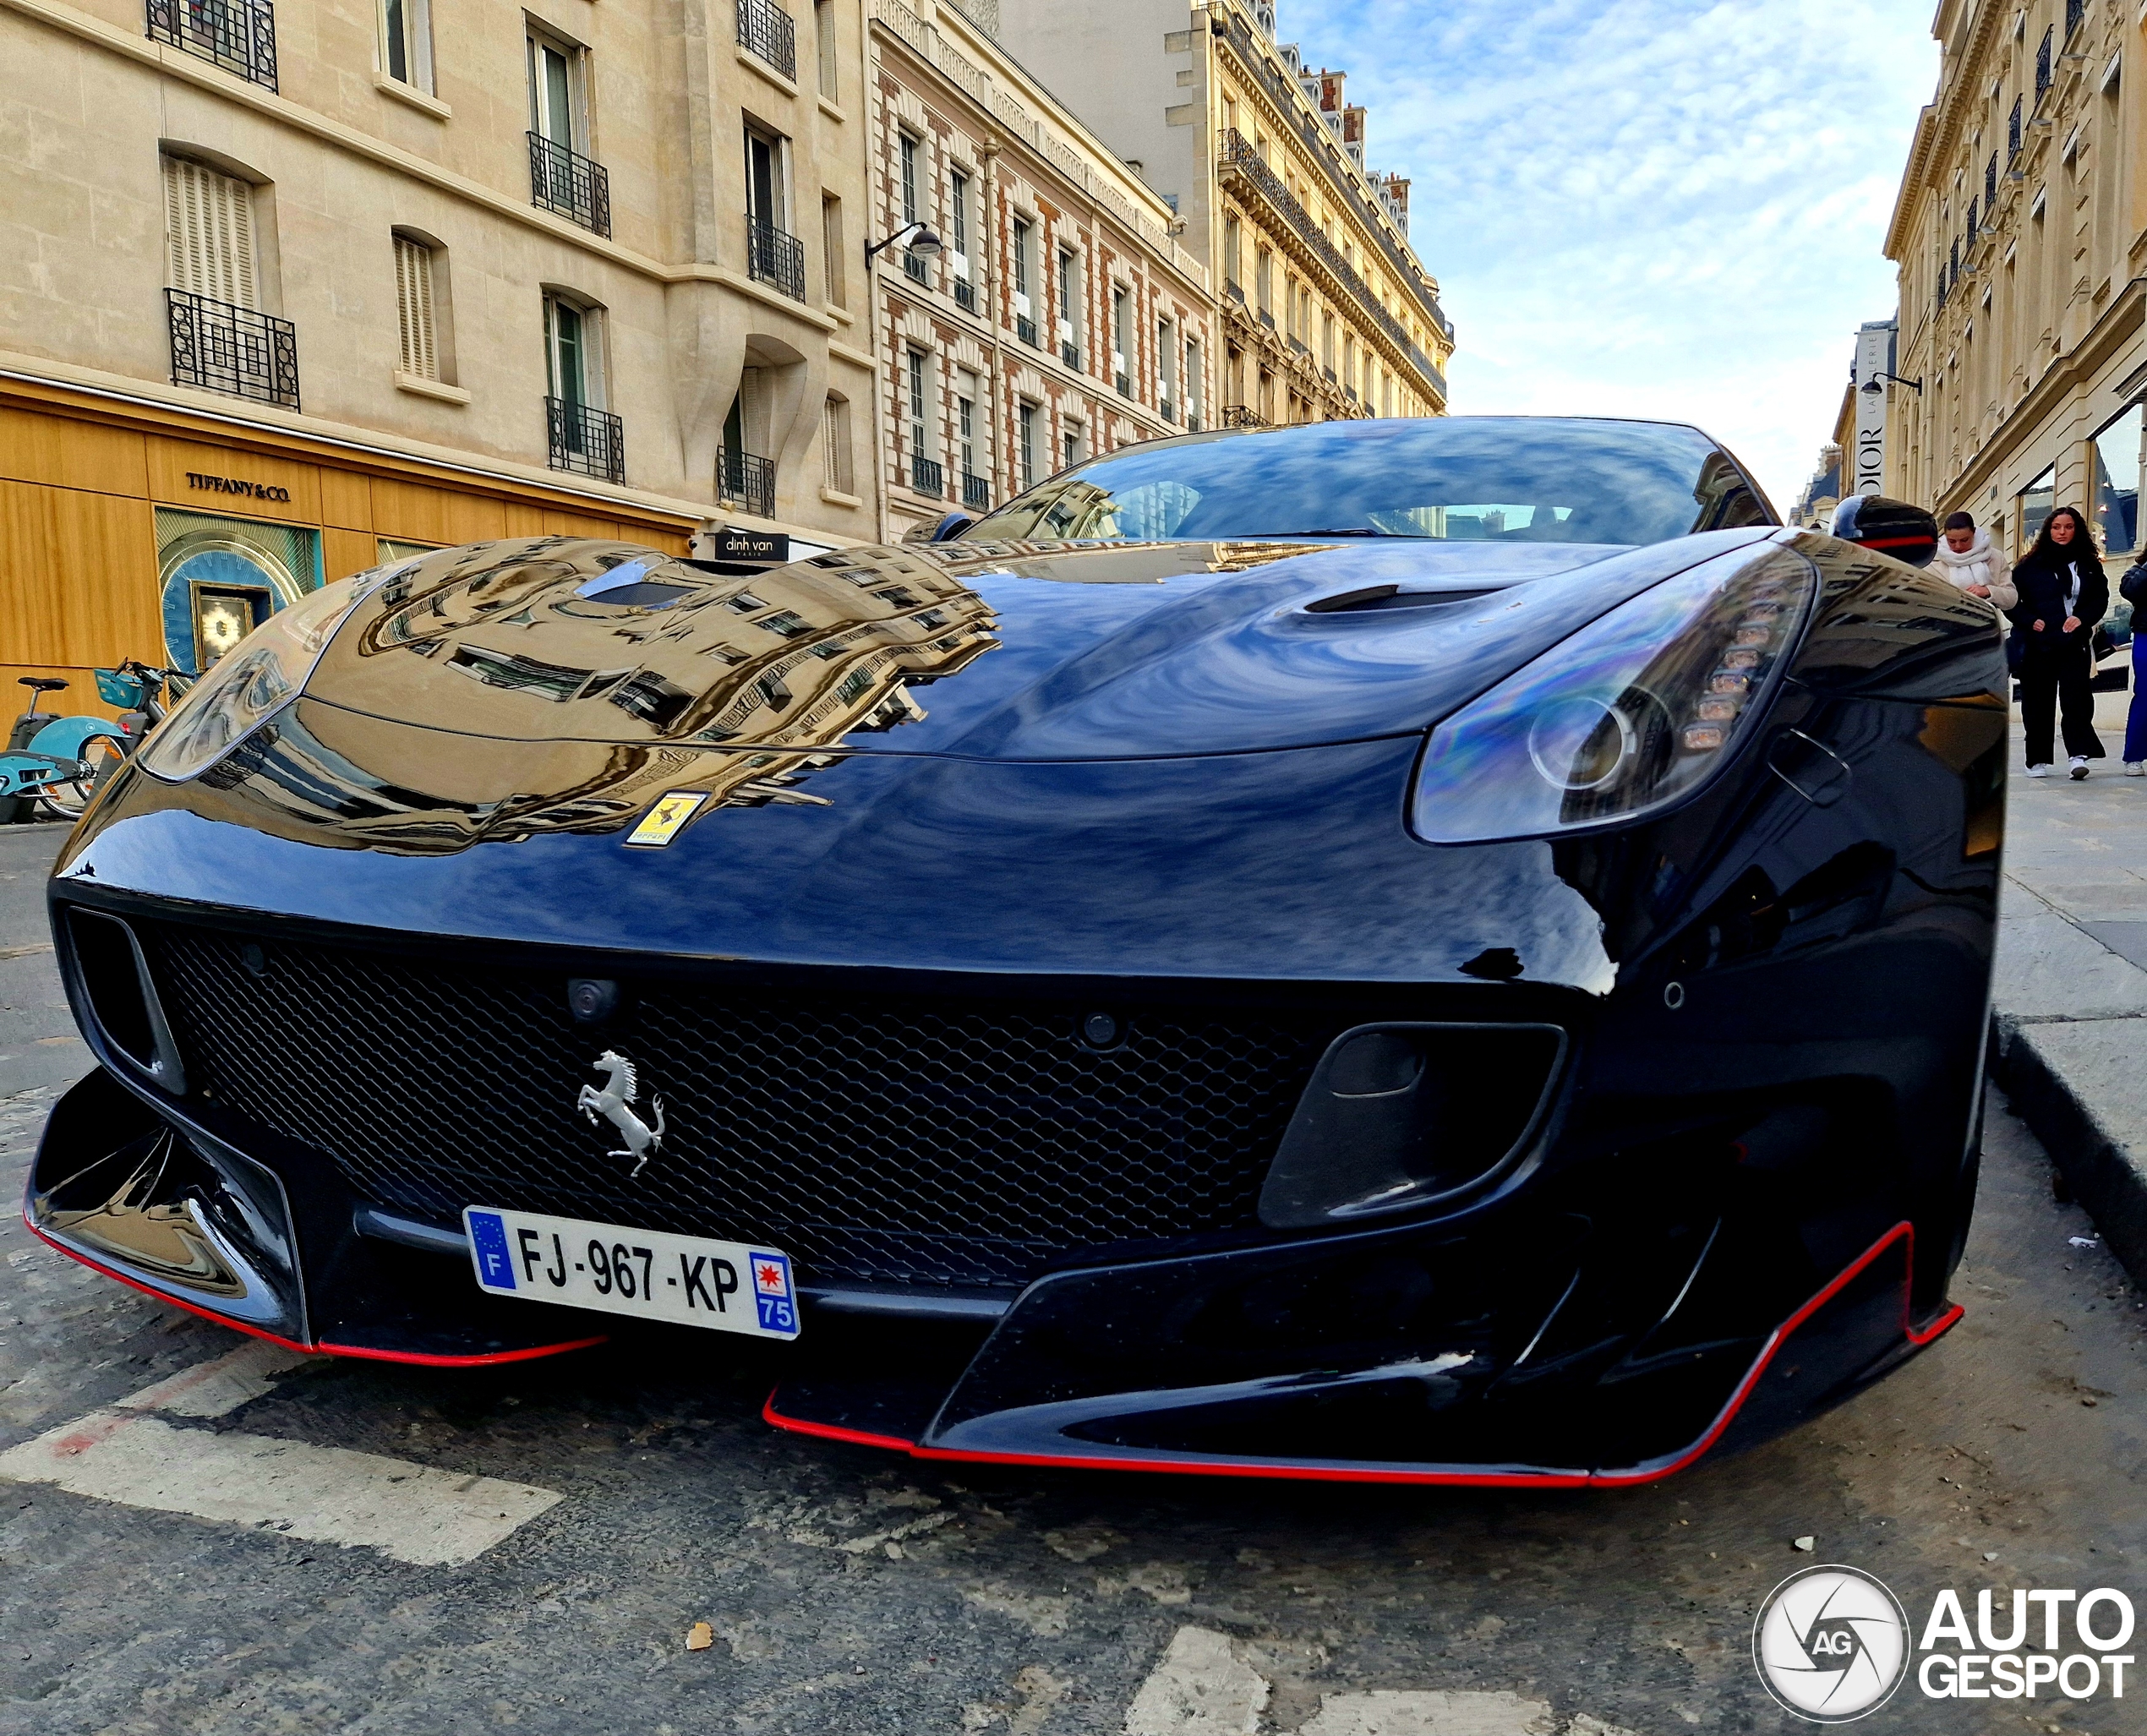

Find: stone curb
<box><xmin>1992</xmin><ymin>1011</ymin><xmax>2147</xmax><ymax>1291</ymax></box>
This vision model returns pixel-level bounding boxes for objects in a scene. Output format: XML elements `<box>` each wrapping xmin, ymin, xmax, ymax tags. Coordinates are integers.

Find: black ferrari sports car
<box><xmin>27</xmin><ymin>416</ymin><xmax>2004</xmax><ymax>1486</ymax></box>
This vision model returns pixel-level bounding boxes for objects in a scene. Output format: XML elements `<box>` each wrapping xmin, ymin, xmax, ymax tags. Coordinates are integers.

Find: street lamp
<box><xmin>1860</xmin><ymin>371</ymin><xmax>1924</xmax><ymax>395</ymax></box>
<box><xmin>865</xmin><ymin>221</ymin><xmax>942</xmax><ymax>267</ymax></box>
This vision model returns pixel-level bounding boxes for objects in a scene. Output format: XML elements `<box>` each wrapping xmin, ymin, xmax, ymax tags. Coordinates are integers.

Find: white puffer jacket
<box><xmin>1926</xmin><ymin>527</ymin><xmax>2019</xmax><ymax>610</ymax></box>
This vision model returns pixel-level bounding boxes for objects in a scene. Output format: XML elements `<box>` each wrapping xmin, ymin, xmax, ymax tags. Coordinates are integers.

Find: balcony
<box><xmin>1288</xmin><ymin>336</ymin><xmax>1310</xmax><ymax>358</ymax></box>
<box><xmin>528</xmin><ymin>134</ymin><xmax>611</xmax><ymax>237</ymax></box>
<box><xmin>735</xmin><ymin>0</ymin><xmax>796</xmax><ymax>79</ymax></box>
<box><xmin>1160</xmin><ymin>401</ymin><xmax>1177</xmax><ymax>424</ymax></box>
<box><xmin>953</xmin><ymin>277</ymin><xmax>975</xmax><ymax>311</ymax></box>
<box><xmin>1061</xmin><ymin>340</ymin><xmax>1082</xmax><ymax>368</ymax></box>
<box><xmin>1225</xmin><ymin>280</ymin><xmax>1246</xmax><ymax>305</ymax></box>
<box><xmin>1185</xmin><ymin>413</ymin><xmax>1203</xmax><ymax>434</ymax></box>
<box><xmin>1324</xmin><ymin>365</ymin><xmax>1337</xmax><ymax>384</ymax></box>
<box><xmin>903</xmin><ymin>248</ymin><xmax>930</xmax><ymax>286</ymax></box>
<box><xmin>1016</xmin><ymin>314</ymin><xmax>1038</xmax><ymax>347</ymax></box>
<box><xmin>147</xmin><ymin>0</ymin><xmax>276</xmax><ymax>89</ymax></box>
<box><xmin>1221</xmin><ymin>405</ymin><xmax>1269</xmax><ymax>429</ymax></box>
<box><xmin>1218</xmin><ymin>128</ymin><xmax>1446</xmax><ymax>401</ymax></box>
<box><xmin>1258</xmin><ymin>308</ymin><xmax>1276</xmax><ymax>330</ymax></box>
<box><xmin>719</xmin><ymin>446</ymin><xmax>777</xmax><ymax>517</ymax></box>
<box><xmin>546</xmin><ymin>397</ymin><xmax>625</xmax><ymax>484</ymax></box>
<box><xmin>961</xmin><ymin>472</ymin><xmax>990</xmax><ymax>510</ymax></box>
<box><xmin>748</xmin><ymin>215</ymin><xmax>807</xmax><ymax>300</ymax></box>
<box><xmin>167</xmin><ymin>289</ymin><xmax>298</xmax><ymax>410</ymax></box>
<box><xmin>910</xmin><ymin>453</ymin><xmax>944</xmax><ymax>498</ymax></box>
<box><xmin>2066</xmin><ymin>0</ymin><xmax>2084</xmax><ymax>39</ymax></box>
<box><xmin>1115</xmin><ymin>372</ymin><xmax>1132</xmax><ymax>397</ymax></box>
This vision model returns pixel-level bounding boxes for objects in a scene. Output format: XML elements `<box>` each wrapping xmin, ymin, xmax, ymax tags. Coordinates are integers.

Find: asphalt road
<box><xmin>2</xmin><ymin>842</ymin><xmax>2144</xmax><ymax>1733</ymax></box>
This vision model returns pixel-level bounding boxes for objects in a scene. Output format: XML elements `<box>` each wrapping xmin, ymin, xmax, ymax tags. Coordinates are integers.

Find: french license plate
<box><xmin>462</xmin><ymin>1206</ymin><xmax>800</xmax><ymax>1340</ymax></box>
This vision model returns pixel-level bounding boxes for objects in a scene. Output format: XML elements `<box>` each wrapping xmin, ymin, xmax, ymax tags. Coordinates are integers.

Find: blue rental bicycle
<box><xmin>1</xmin><ymin>662</ymin><xmax>191</xmax><ymax>823</ymax></box>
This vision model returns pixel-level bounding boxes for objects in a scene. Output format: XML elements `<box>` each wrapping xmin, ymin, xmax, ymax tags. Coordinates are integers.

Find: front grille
<box><xmin>139</xmin><ymin>925</ymin><xmax>1344</xmax><ymax>1289</ymax></box>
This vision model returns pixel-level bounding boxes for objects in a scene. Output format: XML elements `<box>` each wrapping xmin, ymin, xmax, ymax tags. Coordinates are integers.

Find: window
<box><xmin>950</xmin><ymin>169</ymin><xmax>970</xmax><ymax>259</ymax></box>
<box><xmin>544</xmin><ymin>293</ymin><xmax>595</xmax><ymax>407</ymax></box>
<box><xmin>1012</xmin><ymin>218</ymin><xmax>1034</xmax><ymax>303</ymax></box>
<box><xmin>1255</xmin><ymin>248</ymin><xmax>1272</xmax><ymax>321</ymax></box>
<box><xmin>746</xmin><ymin>124</ymin><xmax>802</xmax><ymax>298</ymax></box>
<box><xmin>392</xmin><ymin>232</ymin><xmax>440</xmax><ymax>380</ymax></box>
<box><xmin>906</xmin><ymin>347</ymin><xmax>934</xmax><ymax>490</ymax></box>
<box><xmin>956</xmin><ymin>379</ymin><xmax>976</xmax><ymax>482</ymax></box>
<box><xmin>379</xmin><ymin>0</ymin><xmax>431</xmax><ymax>90</ymax></box>
<box><xmin>1056</xmin><ymin>247</ymin><xmax>1079</xmax><ymax>358</ymax></box>
<box><xmin>2019</xmin><ymin>464</ymin><xmax>2056</xmax><ymax>554</ymax></box>
<box><xmin>1223</xmin><ymin>215</ymin><xmax>1241</xmax><ymax>295</ymax></box>
<box><xmin>824</xmin><ymin>394</ymin><xmax>854</xmax><ymax>493</ymax></box>
<box><xmin>746</xmin><ymin>125</ymin><xmax>788</xmax><ymax>231</ymax></box>
<box><xmin>1018</xmin><ymin>401</ymin><xmax>1038</xmax><ymax>489</ymax></box>
<box><xmin>527</xmin><ymin>30</ymin><xmax>581</xmax><ymax>152</ymax></box>
<box><xmin>2094</xmin><ymin>406</ymin><xmax>2143</xmax><ymax>556</ymax></box>
<box><xmin>163</xmin><ymin>156</ymin><xmax>257</xmax><ymax>310</ymax></box>
<box><xmin>1184</xmin><ymin>337</ymin><xmax>1203</xmax><ymax>424</ymax></box>
<box><xmin>822</xmin><ymin>194</ymin><xmax>846</xmax><ymax>306</ymax></box>
<box><xmin>899</xmin><ymin>133</ymin><xmax>921</xmax><ymax>227</ymax></box>
<box><xmin>815</xmin><ymin>0</ymin><xmax>837</xmax><ymax>101</ymax></box>
<box><xmin>1112</xmin><ymin>286</ymin><xmax>1130</xmax><ymax>393</ymax></box>
<box><xmin>1157</xmin><ymin>316</ymin><xmax>1175</xmax><ymax>413</ymax></box>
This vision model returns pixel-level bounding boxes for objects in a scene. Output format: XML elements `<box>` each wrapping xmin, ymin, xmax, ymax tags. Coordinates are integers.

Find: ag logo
<box><xmin>1753</xmin><ymin>1564</ymin><xmax>1910</xmax><ymax>1722</ymax></box>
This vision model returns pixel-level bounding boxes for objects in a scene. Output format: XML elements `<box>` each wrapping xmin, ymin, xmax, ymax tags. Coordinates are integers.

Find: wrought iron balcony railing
<box><xmin>1258</xmin><ymin>308</ymin><xmax>1276</xmax><ymax>330</ymax></box>
<box><xmin>1324</xmin><ymin>365</ymin><xmax>1337</xmax><ymax>384</ymax></box>
<box><xmin>748</xmin><ymin>215</ymin><xmax>807</xmax><ymax>300</ymax></box>
<box><xmin>2066</xmin><ymin>0</ymin><xmax>2084</xmax><ymax>40</ymax></box>
<box><xmin>910</xmin><ymin>454</ymin><xmax>944</xmax><ymax>498</ymax></box>
<box><xmin>167</xmin><ymin>288</ymin><xmax>298</xmax><ymax>410</ymax></box>
<box><xmin>1115</xmin><ymin>370</ymin><xmax>1132</xmax><ymax>397</ymax></box>
<box><xmin>1225</xmin><ymin>280</ymin><xmax>1246</xmax><ymax>305</ymax></box>
<box><xmin>953</xmin><ymin>278</ymin><xmax>975</xmax><ymax>311</ymax></box>
<box><xmin>1184</xmin><ymin>413</ymin><xmax>1203</xmax><ymax>433</ymax></box>
<box><xmin>1218</xmin><ymin>129</ymin><xmax>1445</xmax><ymax>401</ymax></box>
<box><xmin>528</xmin><ymin>134</ymin><xmax>611</xmax><ymax>237</ymax></box>
<box><xmin>1220</xmin><ymin>404</ymin><xmax>1268</xmax><ymax>429</ymax></box>
<box><xmin>1160</xmin><ymin>401</ymin><xmax>1176</xmax><ymax>424</ymax></box>
<box><xmin>961</xmin><ymin>472</ymin><xmax>990</xmax><ymax>510</ymax></box>
<box><xmin>1016</xmin><ymin>314</ymin><xmax>1038</xmax><ymax>347</ymax></box>
<box><xmin>2036</xmin><ymin>25</ymin><xmax>2052</xmax><ymax>97</ymax></box>
<box><xmin>735</xmin><ymin>0</ymin><xmax>796</xmax><ymax>79</ymax></box>
<box><xmin>903</xmin><ymin>248</ymin><xmax>931</xmax><ymax>286</ymax></box>
<box><xmin>1061</xmin><ymin>340</ymin><xmax>1081</xmax><ymax>369</ymax></box>
<box><xmin>719</xmin><ymin>446</ymin><xmax>776</xmax><ymax>517</ymax></box>
<box><xmin>147</xmin><ymin>0</ymin><xmax>276</xmax><ymax>90</ymax></box>
<box><xmin>546</xmin><ymin>397</ymin><xmax>625</xmax><ymax>483</ymax></box>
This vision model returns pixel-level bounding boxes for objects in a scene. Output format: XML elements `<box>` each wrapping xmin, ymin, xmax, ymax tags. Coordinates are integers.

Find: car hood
<box><xmin>305</xmin><ymin>527</ymin><xmax>1784</xmax><ymax>762</ymax></box>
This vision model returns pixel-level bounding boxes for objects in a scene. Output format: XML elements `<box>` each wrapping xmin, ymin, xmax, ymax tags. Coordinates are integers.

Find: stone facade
<box><xmin>996</xmin><ymin>0</ymin><xmax>1450</xmax><ymax>429</ymax></box>
<box><xmin>0</xmin><ymin>0</ymin><xmax>880</xmax><ymax>553</ymax></box>
<box><xmin>1883</xmin><ymin>0</ymin><xmax>2147</xmax><ymax>560</ymax></box>
<box><xmin>865</xmin><ymin>0</ymin><xmax>1215</xmax><ymax>538</ymax></box>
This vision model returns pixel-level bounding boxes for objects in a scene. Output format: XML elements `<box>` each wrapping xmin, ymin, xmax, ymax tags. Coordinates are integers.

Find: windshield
<box><xmin>960</xmin><ymin>418</ymin><xmax>1777</xmax><ymax>548</ymax></box>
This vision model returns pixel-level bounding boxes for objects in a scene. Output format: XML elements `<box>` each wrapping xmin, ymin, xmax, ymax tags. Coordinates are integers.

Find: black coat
<box><xmin>2010</xmin><ymin>546</ymin><xmax>2107</xmax><ymax>652</ymax></box>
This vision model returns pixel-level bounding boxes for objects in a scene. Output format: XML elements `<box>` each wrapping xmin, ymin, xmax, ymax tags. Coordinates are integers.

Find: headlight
<box><xmin>139</xmin><ymin>570</ymin><xmax>380</xmax><ymax>782</ymax></box>
<box><xmin>1410</xmin><ymin>547</ymin><xmax>1816</xmax><ymax>843</ymax></box>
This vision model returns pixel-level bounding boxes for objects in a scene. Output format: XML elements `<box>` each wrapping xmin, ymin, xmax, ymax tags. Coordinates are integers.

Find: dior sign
<box><xmin>184</xmin><ymin>471</ymin><xmax>292</xmax><ymax>503</ymax></box>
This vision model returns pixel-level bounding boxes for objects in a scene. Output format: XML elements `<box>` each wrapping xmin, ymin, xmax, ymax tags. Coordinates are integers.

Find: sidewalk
<box><xmin>1991</xmin><ymin>679</ymin><xmax>2147</xmax><ymax>1284</ymax></box>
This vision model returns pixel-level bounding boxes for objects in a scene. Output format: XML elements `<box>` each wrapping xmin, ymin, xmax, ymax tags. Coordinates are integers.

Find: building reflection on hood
<box><xmin>179</xmin><ymin>536</ymin><xmax>1002</xmax><ymax>854</ymax></box>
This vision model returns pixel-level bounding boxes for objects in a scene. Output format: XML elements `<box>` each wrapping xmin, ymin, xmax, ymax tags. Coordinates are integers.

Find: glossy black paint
<box><xmin>27</xmin><ymin>420</ymin><xmax>2005</xmax><ymax>1477</ymax></box>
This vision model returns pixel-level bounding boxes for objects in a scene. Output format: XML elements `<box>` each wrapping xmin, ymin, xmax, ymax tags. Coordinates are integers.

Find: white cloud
<box><xmin>1281</xmin><ymin>0</ymin><xmax>1938</xmax><ymax>509</ymax></box>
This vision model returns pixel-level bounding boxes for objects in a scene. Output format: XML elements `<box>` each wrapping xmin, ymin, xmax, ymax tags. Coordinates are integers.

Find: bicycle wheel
<box><xmin>37</xmin><ymin>735</ymin><xmax>130</xmax><ymax>820</ymax></box>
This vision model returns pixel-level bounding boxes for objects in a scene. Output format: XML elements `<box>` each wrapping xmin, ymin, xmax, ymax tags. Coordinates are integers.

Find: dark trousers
<box><xmin>2127</xmin><ymin>633</ymin><xmax>2147</xmax><ymax>763</ymax></box>
<box><xmin>2019</xmin><ymin>639</ymin><xmax>2105</xmax><ymax>764</ymax></box>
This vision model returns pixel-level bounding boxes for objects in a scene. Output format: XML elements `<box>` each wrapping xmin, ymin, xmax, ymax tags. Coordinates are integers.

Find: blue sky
<box><xmin>1282</xmin><ymin>0</ymin><xmax>1940</xmax><ymax>510</ymax></box>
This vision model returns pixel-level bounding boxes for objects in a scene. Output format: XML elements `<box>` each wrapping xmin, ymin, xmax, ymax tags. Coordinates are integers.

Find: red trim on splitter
<box><xmin>25</xmin><ymin>1212</ymin><xmax>608</xmax><ymax>1368</ymax></box>
<box><xmin>762</xmin><ymin>1220</ymin><xmax>1961</xmax><ymax>1488</ymax></box>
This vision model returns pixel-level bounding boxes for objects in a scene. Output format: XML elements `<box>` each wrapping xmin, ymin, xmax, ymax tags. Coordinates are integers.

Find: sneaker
<box><xmin>2071</xmin><ymin>756</ymin><xmax>2091</xmax><ymax>780</ymax></box>
<box><xmin>2028</xmin><ymin>763</ymin><xmax>2052</xmax><ymax>778</ymax></box>
<box><xmin>2128</xmin><ymin>762</ymin><xmax>2144</xmax><ymax>777</ymax></box>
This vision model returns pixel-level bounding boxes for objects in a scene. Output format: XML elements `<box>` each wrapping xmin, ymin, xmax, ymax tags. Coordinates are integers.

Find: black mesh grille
<box><xmin>139</xmin><ymin>924</ymin><xmax>1345</xmax><ymax>1288</ymax></box>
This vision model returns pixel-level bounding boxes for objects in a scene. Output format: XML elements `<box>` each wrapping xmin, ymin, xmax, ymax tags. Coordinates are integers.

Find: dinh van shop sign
<box><xmin>184</xmin><ymin>471</ymin><xmax>292</xmax><ymax>504</ymax></box>
<box><xmin>1752</xmin><ymin>1564</ymin><xmax>2134</xmax><ymax>1722</ymax></box>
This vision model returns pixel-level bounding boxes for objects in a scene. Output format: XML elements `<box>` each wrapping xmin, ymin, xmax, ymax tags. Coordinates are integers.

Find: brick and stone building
<box><xmin>865</xmin><ymin>0</ymin><xmax>1216</xmax><ymax>539</ymax></box>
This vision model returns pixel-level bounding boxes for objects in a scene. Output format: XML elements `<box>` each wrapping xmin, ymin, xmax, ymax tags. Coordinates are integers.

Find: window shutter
<box><xmin>393</xmin><ymin>235</ymin><xmax>438</xmax><ymax>379</ymax></box>
<box><xmin>162</xmin><ymin>156</ymin><xmax>256</xmax><ymax>309</ymax></box>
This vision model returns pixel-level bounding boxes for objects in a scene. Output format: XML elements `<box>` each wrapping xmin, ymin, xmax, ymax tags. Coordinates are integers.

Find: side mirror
<box><xmin>1829</xmin><ymin>494</ymin><xmax>1939</xmax><ymax>569</ymax></box>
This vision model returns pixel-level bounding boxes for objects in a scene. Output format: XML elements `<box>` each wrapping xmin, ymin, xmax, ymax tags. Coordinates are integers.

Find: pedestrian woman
<box><xmin>2011</xmin><ymin>505</ymin><xmax>2107</xmax><ymax>778</ymax></box>
<box><xmin>1926</xmin><ymin>510</ymin><xmax>2017</xmax><ymax>608</ymax></box>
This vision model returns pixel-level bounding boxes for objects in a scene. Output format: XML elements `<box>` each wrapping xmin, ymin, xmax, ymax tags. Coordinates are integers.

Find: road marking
<box><xmin>1124</xmin><ymin>1629</ymin><xmax>1645</xmax><ymax>1736</ymax></box>
<box><xmin>1123</xmin><ymin>1628</ymin><xmax>1269</xmax><ymax>1735</ymax></box>
<box><xmin>0</xmin><ymin>1339</ymin><xmax>564</xmax><ymax>1566</ymax></box>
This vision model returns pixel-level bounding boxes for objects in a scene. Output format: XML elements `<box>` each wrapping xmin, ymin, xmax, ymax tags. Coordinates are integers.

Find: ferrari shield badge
<box><xmin>626</xmin><ymin>790</ymin><xmax>709</xmax><ymax>848</ymax></box>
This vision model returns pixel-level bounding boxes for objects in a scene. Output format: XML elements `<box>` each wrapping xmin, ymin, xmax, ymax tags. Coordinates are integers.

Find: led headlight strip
<box><xmin>1410</xmin><ymin>546</ymin><xmax>1817</xmax><ymax>844</ymax></box>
